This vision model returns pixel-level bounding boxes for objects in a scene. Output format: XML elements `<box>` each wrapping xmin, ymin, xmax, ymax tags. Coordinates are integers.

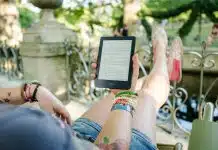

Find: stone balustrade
<box><xmin>20</xmin><ymin>0</ymin><xmax>76</xmax><ymax>101</ymax></box>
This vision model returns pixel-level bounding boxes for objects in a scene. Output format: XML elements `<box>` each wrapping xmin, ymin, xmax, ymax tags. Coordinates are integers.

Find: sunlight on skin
<box><xmin>55</xmin><ymin>87</ymin><xmax>66</xmax><ymax>97</ymax></box>
<box><xmin>65</xmin><ymin>101</ymin><xmax>88</xmax><ymax>121</ymax></box>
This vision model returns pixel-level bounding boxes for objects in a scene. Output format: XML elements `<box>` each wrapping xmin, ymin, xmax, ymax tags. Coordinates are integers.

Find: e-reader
<box><xmin>95</xmin><ymin>36</ymin><xmax>136</xmax><ymax>89</ymax></box>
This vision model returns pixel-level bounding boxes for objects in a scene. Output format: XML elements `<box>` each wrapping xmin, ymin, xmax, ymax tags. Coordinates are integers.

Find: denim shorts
<box><xmin>72</xmin><ymin>118</ymin><xmax>157</xmax><ymax>150</ymax></box>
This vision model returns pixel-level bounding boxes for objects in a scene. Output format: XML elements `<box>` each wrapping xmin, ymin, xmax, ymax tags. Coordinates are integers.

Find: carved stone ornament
<box><xmin>30</xmin><ymin>0</ymin><xmax>63</xmax><ymax>9</ymax></box>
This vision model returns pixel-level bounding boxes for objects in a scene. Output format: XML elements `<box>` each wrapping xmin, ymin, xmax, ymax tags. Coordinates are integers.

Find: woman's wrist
<box><xmin>23</xmin><ymin>82</ymin><xmax>41</xmax><ymax>102</ymax></box>
<box><xmin>110</xmin><ymin>90</ymin><xmax>138</xmax><ymax>117</ymax></box>
<box><xmin>109</xmin><ymin>91</ymin><xmax>115</xmax><ymax>98</ymax></box>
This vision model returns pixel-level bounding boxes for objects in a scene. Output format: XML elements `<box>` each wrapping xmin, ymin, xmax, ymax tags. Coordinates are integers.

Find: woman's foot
<box><xmin>137</xmin><ymin>26</ymin><xmax>170</xmax><ymax>109</ymax></box>
<box><xmin>168</xmin><ymin>37</ymin><xmax>184</xmax><ymax>82</ymax></box>
<box><xmin>152</xmin><ymin>26</ymin><xmax>168</xmax><ymax>63</ymax></box>
<box><xmin>135</xmin><ymin>76</ymin><xmax>147</xmax><ymax>92</ymax></box>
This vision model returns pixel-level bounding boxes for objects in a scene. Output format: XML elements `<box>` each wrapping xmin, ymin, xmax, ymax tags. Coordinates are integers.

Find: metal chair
<box><xmin>188</xmin><ymin>103</ymin><xmax>218</xmax><ymax>150</ymax></box>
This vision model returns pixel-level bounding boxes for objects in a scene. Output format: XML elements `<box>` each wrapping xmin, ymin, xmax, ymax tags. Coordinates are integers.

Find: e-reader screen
<box><xmin>98</xmin><ymin>40</ymin><xmax>132</xmax><ymax>81</ymax></box>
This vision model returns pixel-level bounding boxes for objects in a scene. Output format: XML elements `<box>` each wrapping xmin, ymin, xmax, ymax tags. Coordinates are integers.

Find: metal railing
<box><xmin>64</xmin><ymin>40</ymin><xmax>108</xmax><ymax>104</ymax></box>
<box><xmin>151</xmin><ymin>41</ymin><xmax>218</xmax><ymax>136</ymax></box>
<box><xmin>64</xmin><ymin>39</ymin><xmax>218</xmax><ymax>136</ymax></box>
<box><xmin>0</xmin><ymin>44</ymin><xmax>23</xmax><ymax>80</ymax></box>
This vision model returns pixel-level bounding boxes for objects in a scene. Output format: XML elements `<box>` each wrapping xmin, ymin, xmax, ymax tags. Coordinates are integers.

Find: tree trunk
<box><xmin>0</xmin><ymin>0</ymin><xmax>22</xmax><ymax>47</ymax></box>
<box><xmin>123</xmin><ymin>0</ymin><xmax>149</xmax><ymax>52</ymax></box>
<box><xmin>123</xmin><ymin>0</ymin><xmax>141</xmax><ymax>34</ymax></box>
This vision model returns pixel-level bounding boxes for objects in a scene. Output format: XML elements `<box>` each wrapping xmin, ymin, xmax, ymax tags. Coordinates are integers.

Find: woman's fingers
<box><xmin>91</xmin><ymin>74</ymin><xmax>96</xmax><ymax>79</ymax></box>
<box><xmin>91</xmin><ymin>63</ymin><xmax>97</xmax><ymax>69</ymax></box>
<box><xmin>131</xmin><ymin>54</ymin><xmax>139</xmax><ymax>91</ymax></box>
<box><xmin>54</xmin><ymin>105</ymin><xmax>72</xmax><ymax>125</ymax></box>
<box><xmin>91</xmin><ymin>63</ymin><xmax>97</xmax><ymax>80</ymax></box>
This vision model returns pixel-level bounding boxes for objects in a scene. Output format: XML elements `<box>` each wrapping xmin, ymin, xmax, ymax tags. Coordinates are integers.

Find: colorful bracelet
<box><xmin>23</xmin><ymin>83</ymin><xmax>32</xmax><ymax>102</ymax></box>
<box><xmin>31</xmin><ymin>82</ymin><xmax>41</xmax><ymax>102</ymax></box>
<box><xmin>23</xmin><ymin>81</ymin><xmax>41</xmax><ymax>102</ymax></box>
<box><xmin>114</xmin><ymin>97</ymin><xmax>137</xmax><ymax>110</ymax></box>
<box><xmin>115</xmin><ymin>91</ymin><xmax>138</xmax><ymax>98</ymax></box>
<box><xmin>115</xmin><ymin>94</ymin><xmax>138</xmax><ymax>99</ymax></box>
<box><xmin>114</xmin><ymin>99</ymin><xmax>128</xmax><ymax>105</ymax></box>
<box><xmin>111</xmin><ymin>103</ymin><xmax>134</xmax><ymax>117</ymax></box>
<box><xmin>112</xmin><ymin>91</ymin><xmax>138</xmax><ymax>116</ymax></box>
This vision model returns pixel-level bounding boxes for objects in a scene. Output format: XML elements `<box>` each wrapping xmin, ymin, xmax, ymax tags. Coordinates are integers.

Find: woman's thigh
<box><xmin>72</xmin><ymin>118</ymin><xmax>157</xmax><ymax>150</ymax></box>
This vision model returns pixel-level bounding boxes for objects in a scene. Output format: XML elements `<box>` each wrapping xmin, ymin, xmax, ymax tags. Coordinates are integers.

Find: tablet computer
<box><xmin>95</xmin><ymin>36</ymin><xmax>136</xmax><ymax>89</ymax></box>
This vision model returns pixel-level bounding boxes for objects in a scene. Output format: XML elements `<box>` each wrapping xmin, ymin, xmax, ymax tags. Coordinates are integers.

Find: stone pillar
<box><xmin>20</xmin><ymin>0</ymin><xmax>76</xmax><ymax>101</ymax></box>
<box><xmin>0</xmin><ymin>0</ymin><xmax>22</xmax><ymax>47</ymax></box>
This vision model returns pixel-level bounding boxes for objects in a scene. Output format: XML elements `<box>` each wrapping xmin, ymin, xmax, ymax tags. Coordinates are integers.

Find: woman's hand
<box><xmin>30</xmin><ymin>85</ymin><xmax>72</xmax><ymax>125</ymax></box>
<box><xmin>91</xmin><ymin>54</ymin><xmax>139</xmax><ymax>94</ymax></box>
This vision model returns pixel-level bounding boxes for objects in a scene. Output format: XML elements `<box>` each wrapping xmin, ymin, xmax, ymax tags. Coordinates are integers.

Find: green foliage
<box><xmin>141</xmin><ymin>18</ymin><xmax>152</xmax><ymax>41</ymax></box>
<box><xmin>178</xmin><ymin>9</ymin><xmax>199</xmax><ymax>38</ymax></box>
<box><xmin>54</xmin><ymin>1</ymin><xmax>124</xmax><ymax>33</ymax></box>
<box><xmin>54</xmin><ymin>7</ymin><xmax>85</xmax><ymax>25</ymax></box>
<box><xmin>111</xmin><ymin>5</ymin><xmax>124</xmax><ymax>30</ymax></box>
<box><xmin>141</xmin><ymin>0</ymin><xmax>194</xmax><ymax>21</ymax></box>
<box><xmin>146</xmin><ymin>0</ymin><xmax>192</xmax><ymax>11</ymax></box>
<box><xmin>140</xmin><ymin>0</ymin><xmax>218</xmax><ymax>39</ymax></box>
<box><xmin>55</xmin><ymin>4</ymin><xmax>105</xmax><ymax>32</ymax></box>
<box><xmin>167</xmin><ymin>23</ymin><xmax>218</xmax><ymax>47</ymax></box>
<box><xmin>19</xmin><ymin>7</ymin><xmax>37</xmax><ymax>29</ymax></box>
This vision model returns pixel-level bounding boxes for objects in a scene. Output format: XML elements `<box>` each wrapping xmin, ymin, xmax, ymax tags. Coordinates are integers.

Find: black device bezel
<box><xmin>95</xmin><ymin>36</ymin><xmax>136</xmax><ymax>89</ymax></box>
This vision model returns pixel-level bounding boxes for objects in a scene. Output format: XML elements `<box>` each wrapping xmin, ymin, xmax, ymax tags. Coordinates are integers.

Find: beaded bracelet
<box><xmin>114</xmin><ymin>99</ymin><xmax>128</xmax><ymax>105</ymax></box>
<box><xmin>115</xmin><ymin>94</ymin><xmax>138</xmax><ymax>99</ymax></box>
<box><xmin>23</xmin><ymin>81</ymin><xmax>41</xmax><ymax>102</ymax></box>
<box><xmin>111</xmin><ymin>91</ymin><xmax>138</xmax><ymax>117</ymax></box>
<box><xmin>114</xmin><ymin>97</ymin><xmax>137</xmax><ymax>110</ymax></box>
<box><xmin>23</xmin><ymin>83</ymin><xmax>32</xmax><ymax>102</ymax></box>
<box><xmin>115</xmin><ymin>91</ymin><xmax>138</xmax><ymax>98</ymax></box>
<box><xmin>31</xmin><ymin>82</ymin><xmax>41</xmax><ymax>102</ymax></box>
<box><xmin>111</xmin><ymin>104</ymin><xmax>134</xmax><ymax>117</ymax></box>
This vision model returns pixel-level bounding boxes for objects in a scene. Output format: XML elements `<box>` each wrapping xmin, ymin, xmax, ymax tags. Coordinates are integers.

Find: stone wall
<box><xmin>22</xmin><ymin>55</ymin><xmax>67</xmax><ymax>99</ymax></box>
<box><xmin>20</xmin><ymin>9</ymin><xmax>76</xmax><ymax>101</ymax></box>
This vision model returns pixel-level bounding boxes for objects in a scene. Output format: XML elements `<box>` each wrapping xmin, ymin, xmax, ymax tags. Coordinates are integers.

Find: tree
<box><xmin>19</xmin><ymin>7</ymin><xmax>37</xmax><ymax>29</ymax></box>
<box><xmin>123</xmin><ymin>0</ymin><xmax>141</xmax><ymax>33</ymax></box>
<box><xmin>54</xmin><ymin>1</ymin><xmax>121</xmax><ymax>33</ymax></box>
<box><xmin>140</xmin><ymin>0</ymin><xmax>218</xmax><ymax>39</ymax></box>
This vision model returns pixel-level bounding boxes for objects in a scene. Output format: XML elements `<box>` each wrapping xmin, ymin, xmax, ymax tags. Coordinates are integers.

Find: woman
<box><xmin>0</xmin><ymin>26</ymin><xmax>183</xmax><ymax>150</ymax></box>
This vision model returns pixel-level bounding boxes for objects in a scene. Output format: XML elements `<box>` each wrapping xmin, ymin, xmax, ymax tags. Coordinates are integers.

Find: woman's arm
<box><xmin>95</xmin><ymin>107</ymin><xmax>132</xmax><ymax>149</ymax></box>
<box><xmin>95</xmin><ymin>54</ymin><xmax>139</xmax><ymax>149</ymax></box>
<box><xmin>0</xmin><ymin>83</ymin><xmax>71</xmax><ymax>124</ymax></box>
<box><xmin>0</xmin><ymin>85</ymin><xmax>24</xmax><ymax>105</ymax></box>
<box><xmin>0</xmin><ymin>84</ymin><xmax>40</xmax><ymax>105</ymax></box>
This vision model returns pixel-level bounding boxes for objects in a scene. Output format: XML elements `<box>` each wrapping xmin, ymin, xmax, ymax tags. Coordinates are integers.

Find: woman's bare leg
<box><xmin>81</xmin><ymin>27</ymin><xmax>169</xmax><ymax>145</ymax></box>
<box><xmin>132</xmin><ymin>27</ymin><xmax>170</xmax><ymax>144</ymax></box>
<box><xmin>81</xmin><ymin>93</ymin><xmax>114</xmax><ymax>126</ymax></box>
<box><xmin>81</xmin><ymin>74</ymin><xmax>148</xmax><ymax>126</ymax></box>
<box><xmin>81</xmin><ymin>61</ymin><xmax>148</xmax><ymax>126</ymax></box>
